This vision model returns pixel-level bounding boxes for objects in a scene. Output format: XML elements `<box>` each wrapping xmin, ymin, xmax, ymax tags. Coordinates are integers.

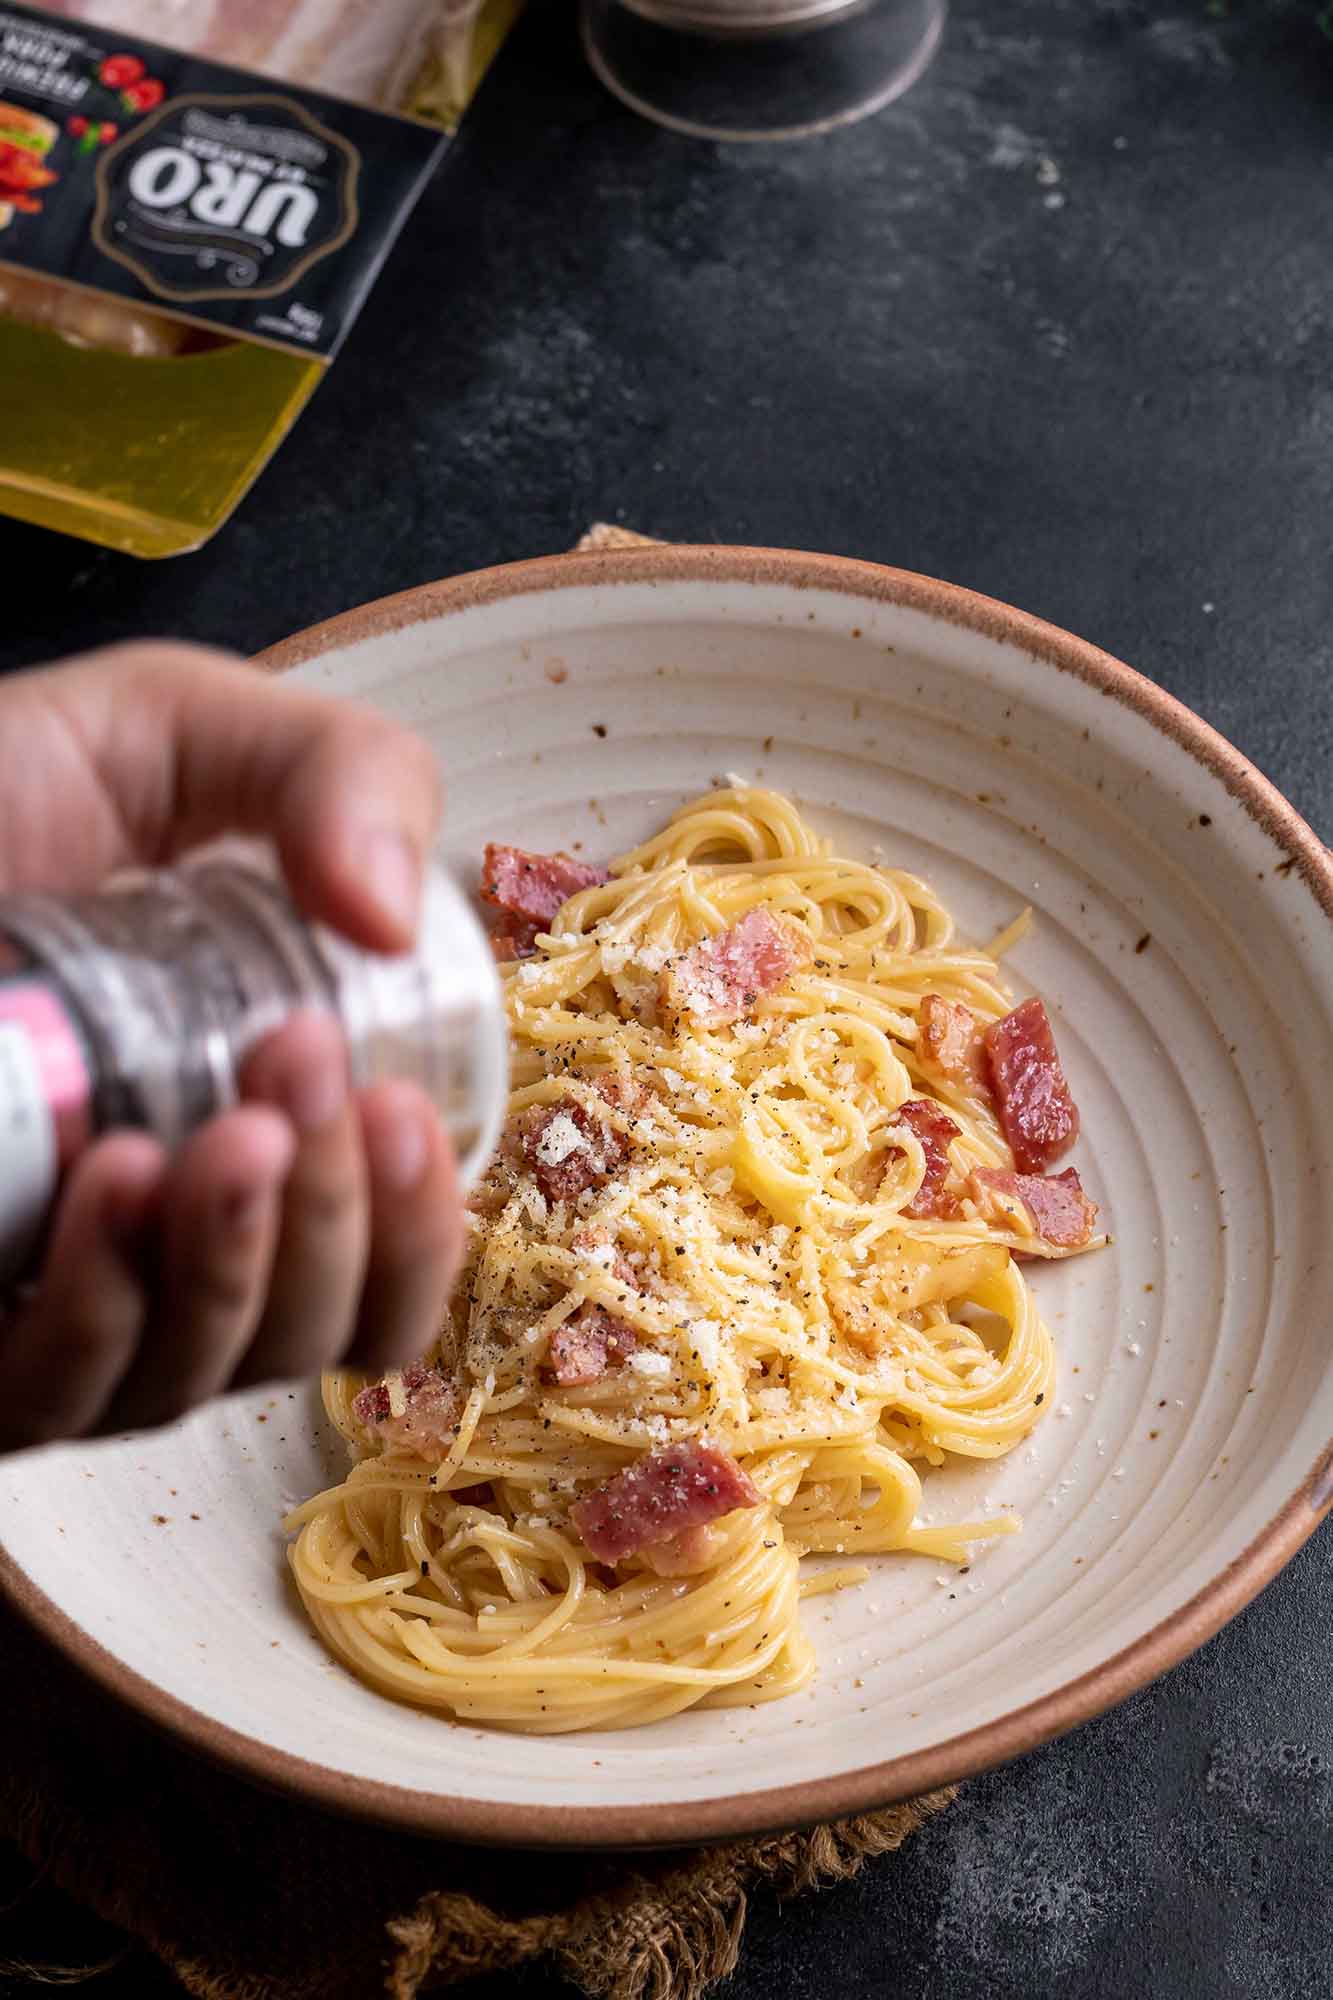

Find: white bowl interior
<box><xmin>2</xmin><ymin>569</ymin><xmax>1330</xmax><ymax>1832</ymax></box>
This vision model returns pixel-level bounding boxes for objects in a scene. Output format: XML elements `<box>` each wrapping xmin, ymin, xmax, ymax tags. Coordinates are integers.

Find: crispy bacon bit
<box><xmin>490</xmin><ymin>913</ymin><xmax>540</xmax><ymax>962</ymax></box>
<box><xmin>984</xmin><ymin>997</ymin><xmax>1080</xmax><ymax>1173</ymax></box>
<box><xmin>973</xmin><ymin>1166</ymin><xmax>1098</xmax><ymax>1250</ymax></box>
<box><xmin>662</xmin><ymin>908</ymin><xmax>811</xmax><ymax>1027</ymax></box>
<box><xmin>571</xmin><ymin>1445</ymin><xmax>762</xmax><ymax>1563</ymax></box>
<box><xmin>919</xmin><ymin>994</ymin><xmax>987</xmax><ymax>1089</ymax></box>
<box><xmin>892</xmin><ymin>1099</ymin><xmax>963</xmax><ymax>1219</ymax></box>
<box><xmin>516</xmin><ymin>1098</ymin><xmax>631</xmax><ymax>1204</ymax></box>
<box><xmin>546</xmin><ymin>1305</ymin><xmax>640</xmax><ymax>1386</ymax></box>
<box><xmin>481</xmin><ymin>844</ymin><xmax>607</xmax><ymax>926</ymax></box>
<box><xmin>571</xmin><ymin>1227</ymin><xmax>639</xmax><ymax>1290</ymax></box>
<box><xmin>353</xmin><ymin>1365</ymin><xmax>459</xmax><ymax>1456</ymax></box>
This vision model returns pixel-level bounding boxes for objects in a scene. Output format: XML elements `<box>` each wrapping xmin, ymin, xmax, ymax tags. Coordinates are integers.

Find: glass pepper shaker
<box><xmin>0</xmin><ymin>843</ymin><xmax>508</xmax><ymax>1286</ymax></box>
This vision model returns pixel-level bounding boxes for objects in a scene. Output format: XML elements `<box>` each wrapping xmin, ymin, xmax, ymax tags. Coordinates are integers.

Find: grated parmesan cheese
<box><xmin>689</xmin><ymin>1320</ymin><xmax>721</xmax><ymax>1372</ymax></box>
<box><xmin>536</xmin><ymin>1112</ymin><xmax>588</xmax><ymax>1167</ymax></box>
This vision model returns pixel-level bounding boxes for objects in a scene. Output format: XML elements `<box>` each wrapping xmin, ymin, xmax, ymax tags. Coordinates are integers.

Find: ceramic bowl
<box><xmin>2</xmin><ymin>546</ymin><xmax>1330</xmax><ymax>1845</ymax></box>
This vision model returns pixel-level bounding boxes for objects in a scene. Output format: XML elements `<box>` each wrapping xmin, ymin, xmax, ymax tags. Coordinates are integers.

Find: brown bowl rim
<box><xmin>5</xmin><ymin>543</ymin><xmax>1331</xmax><ymax>1848</ymax></box>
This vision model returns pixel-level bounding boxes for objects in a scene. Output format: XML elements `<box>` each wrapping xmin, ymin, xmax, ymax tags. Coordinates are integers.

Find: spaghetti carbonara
<box><xmin>286</xmin><ymin>786</ymin><xmax>1099</xmax><ymax>1732</ymax></box>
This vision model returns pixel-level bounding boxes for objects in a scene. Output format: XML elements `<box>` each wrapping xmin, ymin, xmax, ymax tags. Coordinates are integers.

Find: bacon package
<box><xmin>38</xmin><ymin>1</ymin><xmax>460</xmax><ymax>111</ymax></box>
<box><xmin>35</xmin><ymin>1</ymin><xmax>523</xmax><ymax>127</ymax></box>
<box><xmin>0</xmin><ymin>1</ymin><xmax>518</xmax><ymax>556</ymax></box>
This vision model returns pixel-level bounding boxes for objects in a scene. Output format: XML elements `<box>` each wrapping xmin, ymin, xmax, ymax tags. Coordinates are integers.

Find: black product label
<box><xmin>0</xmin><ymin>3</ymin><xmax>445</xmax><ymax>357</ymax></box>
<box><xmin>92</xmin><ymin>97</ymin><xmax>360</xmax><ymax>306</ymax></box>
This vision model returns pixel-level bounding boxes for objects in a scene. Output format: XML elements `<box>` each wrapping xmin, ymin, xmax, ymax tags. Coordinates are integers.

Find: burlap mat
<box><xmin>577</xmin><ymin>523</ymin><xmax>662</xmax><ymax>551</ymax></box>
<box><xmin>0</xmin><ymin>523</ymin><xmax>954</xmax><ymax>1999</ymax></box>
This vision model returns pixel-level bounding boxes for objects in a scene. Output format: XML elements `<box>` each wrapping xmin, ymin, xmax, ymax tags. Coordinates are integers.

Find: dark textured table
<box><xmin>2</xmin><ymin>3</ymin><xmax>1331</xmax><ymax>1996</ymax></box>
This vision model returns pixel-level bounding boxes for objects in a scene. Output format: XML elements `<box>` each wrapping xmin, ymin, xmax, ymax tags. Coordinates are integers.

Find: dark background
<box><xmin>2</xmin><ymin>2</ymin><xmax>1331</xmax><ymax>1995</ymax></box>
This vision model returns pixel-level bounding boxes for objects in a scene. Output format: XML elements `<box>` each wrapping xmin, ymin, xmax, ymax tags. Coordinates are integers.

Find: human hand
<box><xmin>0</xmin><ymin>642</ymin><xmax>463</xmax><ymax>1448</ymax></box>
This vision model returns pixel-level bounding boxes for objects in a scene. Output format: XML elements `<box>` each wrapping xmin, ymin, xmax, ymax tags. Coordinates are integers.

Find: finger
<box><xmin>0</xmin><ymin>1134</ymin><xmax>165</xmax><ymax>1449</ymax></box>
<box><xmin>344</xmin><ymin>1082</ymin><xmax>462</xmax><ymax>1373</ymax></box>
<box><xmin>103</xmin><ymin>1107</ymin><xmax>293</xmax><ymax>1433</ymax></box>
<box><xmin>232</xmin><ymin>1011</ymin><xmax>369</xmax><ymax>1386</ymax></box>
<box><xmin>35</xmin><ymin>643</ymin><xmax>443</xmax><ymax>947</ymax></box>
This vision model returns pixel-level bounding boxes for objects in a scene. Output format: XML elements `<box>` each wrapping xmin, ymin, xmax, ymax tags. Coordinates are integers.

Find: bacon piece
<box><xmin>972</xmin><ymin>1166</ymin><xmax>1097</xmax><ymax>1250</ymax></box>
<box><xmin>353</xmin><ymin>1364</ymin><xmax>459</xmax><ymax>1456</ymax></box>
<box><xmin>571</xmin><ymin>1445</ymin><xmax>762</xmax><ymax>1564</ymax></box>
<box><xmin>481</xmin><ymin>845</ymin><xmax>607</xmax><ymax>927</ymax></box>
<box><xmin>546</xmin><ymin>1306</ymin><xmax>640</xmax><ymax>1387</ymax></box>
<box><xmin>984</xmin><ymin>998</ymin><xmax>1080</xmax><ymax>1172</ymax></box>
<box><xmin>515</xmin><ymin>1099</ymin><xmax>631</xmax><ymax>1204</ymax></box>
<box><xmin>490</xmin><ymin>913</ymin><xmax>540</xmax><ymax>962</ymax></box>
<box><xmin>919</xmin><ymin>994</ymin><xmax>987</xmax><ymax>1089</ymax></box>
<box><xmin>892</xmin><ymin>1099</ymin><xmax>963</xmax><ymax>1220</ymax></box>
<box><xmin>571</xmin><ymin>1229</ymin><xmax>641</xmax><ymax>1294</ymax></box>
<box><xmin>662</xmin><ymin>909</ymin><xmax>811</xmax><ymax>1028</ymax></box>
<box><xmin>615</xmin><ymin>1257</ymin><xmax>640</xmax><ymax>1290</ymax></box>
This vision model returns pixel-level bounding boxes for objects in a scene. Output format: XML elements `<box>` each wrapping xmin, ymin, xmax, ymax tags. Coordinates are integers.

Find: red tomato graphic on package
<box><xmin>99</xmin><ymin>54</ymin><xmax>145</xmax><ymax>88</ymax></box>
<box><xmin>121</xmin><ymin>78</ymin><xmax>166</xmax><ymax>112</ymax></box>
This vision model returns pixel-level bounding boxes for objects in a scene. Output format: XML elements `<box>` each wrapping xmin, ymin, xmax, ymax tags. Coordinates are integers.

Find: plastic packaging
<box><xmin>0</xmin><ymin>1</ymin><xmax>523</xmax><ymax>557</ymax></box>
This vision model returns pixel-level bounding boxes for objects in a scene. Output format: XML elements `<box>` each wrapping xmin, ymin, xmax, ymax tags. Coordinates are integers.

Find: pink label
<box><xmin>0</xmin><ymin>978</ymin><xmax>93</xmax><ymax>1170</ymax></box>
<box><xmin>0</xmin><ymin>1018</ymin><xmax>57</xmax><ymax>1285</ymax></box>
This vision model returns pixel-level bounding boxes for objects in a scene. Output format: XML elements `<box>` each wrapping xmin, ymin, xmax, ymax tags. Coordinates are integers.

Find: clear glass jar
<box><xmin>581</xmin><ymin>0</ymin><xmax>947</xmax><ymax>142</ymax></box>
<box><xmin>0</xmin><ymin>846</ymin><xmax>508</xmax><ymax>1284</ymax></box>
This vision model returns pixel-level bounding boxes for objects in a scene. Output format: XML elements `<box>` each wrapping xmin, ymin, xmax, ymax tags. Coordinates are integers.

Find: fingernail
<box><xmin>275</xmin><ymin>1037</ymin><xmax>348</xmax><ymax>1135</ymax></box>
<box><xmin>368</xmin><ymin>1091</ymin><xmax>431</xmax><ymax>1192</ymax></box>
<box><xmin>361</xmin><ymin>830</ymin><xmax>422</xmax><ymax>940</ymax></box>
